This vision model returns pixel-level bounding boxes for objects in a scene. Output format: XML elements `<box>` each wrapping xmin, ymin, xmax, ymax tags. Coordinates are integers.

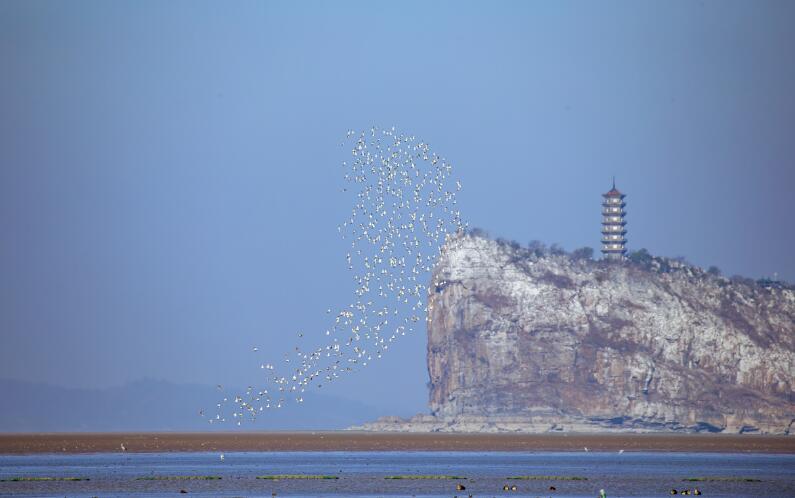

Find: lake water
<box><xmin>1</xmin><ymin>451</ymin><xmax>793</xmax><ymax>497</ymax></box>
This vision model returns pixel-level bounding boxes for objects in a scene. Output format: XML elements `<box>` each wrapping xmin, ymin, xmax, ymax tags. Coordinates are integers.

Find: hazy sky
<box><xmin>1</xmin><ymin>1</ymin><xmax>793</xmax><ymax>417</ymax></box>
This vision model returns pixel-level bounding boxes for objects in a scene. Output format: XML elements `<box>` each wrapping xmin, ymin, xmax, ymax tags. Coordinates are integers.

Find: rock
<box><xmin>357</xmin><ymin>233</ymin><xmax>795</xmax><ymax>434</ymax></box>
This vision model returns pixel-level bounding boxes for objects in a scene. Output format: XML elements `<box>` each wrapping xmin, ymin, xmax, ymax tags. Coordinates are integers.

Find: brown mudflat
<box><xmin>0</xmin><ymin>432</ymin><xmax>792</xmax><ymax>454</ymax></box>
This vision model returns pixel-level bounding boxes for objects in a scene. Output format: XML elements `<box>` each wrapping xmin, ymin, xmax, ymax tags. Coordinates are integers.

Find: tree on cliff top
<box><xmin>628</xmin><ymin>248</ymin><xmax>653</xmax><ymax>267</ymax></box>
<box><xmin>527</xmin><ymin>240</ymin><xmax>547</xmax><ymax>257</ymax></box>
<box><xmin>571</xmin><ymin>247</ymin><xmax>595</xmax><ymax>261</ymax></box>
<box><xmin>468</xmin><ymin>227</ymin><xmax>489</xmax><ymax>238</ymax></box>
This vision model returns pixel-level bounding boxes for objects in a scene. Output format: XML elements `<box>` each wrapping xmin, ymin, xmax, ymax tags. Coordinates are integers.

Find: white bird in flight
<box><xmin>214</xmin><ymin>126</ymin><xmax>467</xmax><ymax>425</ymax></box>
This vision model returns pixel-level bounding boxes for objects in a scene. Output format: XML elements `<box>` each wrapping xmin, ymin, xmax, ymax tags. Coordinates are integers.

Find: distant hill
<box><xmin>0</xmin><ymin>378</ymin><xmax>382</xmax><ymax>432</ymax></box>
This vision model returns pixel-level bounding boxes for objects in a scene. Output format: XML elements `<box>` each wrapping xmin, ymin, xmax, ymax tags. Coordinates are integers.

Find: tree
<box><xmin>730</xmin><ymin>275</ymin><xmax>755</xmax><ymax>286</ymax></box>
<box><xmin>707</xmin><ymin>265</ymin><xmax>722</xmax><ymax>277</ymax></box>
<box><xmin>549</xmin><ymin>243</ymin><xmax>566</xmax><ymax>256</ymax></box>
<box><xmin>527</xmin><ymin>240</ymin><xmax>547</xmax><ymax>257</ymax></box>
<box><xmin>672</xmin><ymin>255</ymin><xmax>691</xmax><ymax>265</ymax></box>
<box><xmin>571</xmin><ymin>247</ymin><xmax>595</xmax><ymax>261</ymax></box>
<box><xmin>628</xmin><ymin>248</ymin><xmax>653</xmax><ymax>267</ymax></box>
<box><xmin>469</xmin><ymin>227</ymin><xmax>489</xmax><ymax>238</ymax></box>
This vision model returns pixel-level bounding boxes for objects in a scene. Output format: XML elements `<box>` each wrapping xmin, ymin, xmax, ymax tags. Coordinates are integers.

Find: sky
<box><xmin>1</xmin><ymin>1</ymin><xmax>793</xmax><ymax>419</ymax></box>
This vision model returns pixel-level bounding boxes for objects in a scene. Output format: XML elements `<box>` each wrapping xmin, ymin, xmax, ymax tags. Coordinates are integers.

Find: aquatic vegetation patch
<box><xmin>256</xmin><ymin>475</ymin><xmax>339</xmax><ymax>480</ymax></box>
<box><xmin>384</xmin><ymin>475</ymin><xmax>466</xmax><ymax>480</ymax></box>
<box><xmin>507</xmin><ymin>475</ymin><xmax>588</xmax><ymax>481</ymax></box>
<box><xmin>135</xmin><ymin>476</ymin><xmax>222</xmax><ymax>480</ymax></box>
<box><xmin>1</xmin><ymin>477</ymin><xmax>89</xmax><ymax>482</ymax></box>
<box><xmin>683</xmin><ymin>477</ymin><xmax>762</xmax><ymax>482</ymax></box>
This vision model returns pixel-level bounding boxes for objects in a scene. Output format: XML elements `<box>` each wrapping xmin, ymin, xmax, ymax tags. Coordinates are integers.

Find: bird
<box><xmin>213</xmin><ymin>127</ymin><xmax>467</xmax><ymax>423</ymax></box>
<box><xmin>120</xmin><ymin>443</ymin><xmax>126</xmax><ymax>452</ymax></box>
<box><xmin>456</xmin><ymin>483</ymin><xmax>466</xmax><ymax>490</ymax></box>
<box><xmin>220</xmin><ymin>453</ymin><xmax>224</xmax><ymax>461</ymax></box>
<box><xmin>584</xmin><ymin>447</ymin><xmax>590</xmax><ymax>452</ymax></box>
<box><xmin>618</xmin><ymin>449</ymin><xmax>624</xmax><ymax>454</ymax></box>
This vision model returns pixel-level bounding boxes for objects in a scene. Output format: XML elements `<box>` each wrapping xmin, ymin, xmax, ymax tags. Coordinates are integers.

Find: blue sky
<box><xmin>1</xmin><ymin>1</ymin><xmax>793</xmax><ymax>418</ymax></box>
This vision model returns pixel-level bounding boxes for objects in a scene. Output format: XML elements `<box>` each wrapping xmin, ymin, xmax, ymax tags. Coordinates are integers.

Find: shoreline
<box><xmin>0</xmin><ymin>431</ymin><xmax>792</xmax><ymax>455</ymax></box>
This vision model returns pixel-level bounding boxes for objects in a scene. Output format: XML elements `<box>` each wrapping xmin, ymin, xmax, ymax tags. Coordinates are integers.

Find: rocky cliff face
<box><xmin>359</xmin><ymin>234</ymin><xmax>795</xmax><ymax>434</ymax></box>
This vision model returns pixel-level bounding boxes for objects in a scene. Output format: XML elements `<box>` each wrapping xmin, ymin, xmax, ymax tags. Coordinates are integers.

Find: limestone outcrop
<box><xmin>356</xmin><ymin>234</ymin><xmax>794</xmax><ymax>433</ymax></box>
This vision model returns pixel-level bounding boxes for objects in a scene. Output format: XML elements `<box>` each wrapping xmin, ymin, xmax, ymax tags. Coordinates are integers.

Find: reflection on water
<box><xmin>1</xmin><ymin>451</ymin><xmax>793</xmax><ymax>497</ymax></box>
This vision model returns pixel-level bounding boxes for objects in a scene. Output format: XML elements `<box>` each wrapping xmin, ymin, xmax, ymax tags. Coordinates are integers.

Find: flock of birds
<box><xmin>208</xmin><ymin>126</ymin><xmax>467</xmax><ymax>424</ymax></box>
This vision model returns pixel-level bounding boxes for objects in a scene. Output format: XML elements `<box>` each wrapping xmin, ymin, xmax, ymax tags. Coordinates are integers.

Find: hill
<box><xmin>357</xmin><ymin>233</ymin><xmax>795</xmax><ymax>434</ymax></box>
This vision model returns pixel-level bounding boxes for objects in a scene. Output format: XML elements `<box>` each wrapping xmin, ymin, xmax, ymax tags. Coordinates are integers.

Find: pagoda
<box><xmin>601</xmin><ymin>178</ymin><xmax>627</xmax><ymax>260</ymax></box>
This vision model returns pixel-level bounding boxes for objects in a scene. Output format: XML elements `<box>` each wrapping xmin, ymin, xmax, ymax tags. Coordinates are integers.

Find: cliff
<box><xmin>357</xmin><ymin>234</ymin><xmax>795</xmax><ymax>434</ymax></box>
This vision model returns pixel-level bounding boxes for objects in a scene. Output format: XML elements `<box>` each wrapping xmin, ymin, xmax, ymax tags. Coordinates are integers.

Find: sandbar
<box><xmin>0</xmin><ymin>431</ymin><xmax>792</xmax><ymax>454</ymax></box>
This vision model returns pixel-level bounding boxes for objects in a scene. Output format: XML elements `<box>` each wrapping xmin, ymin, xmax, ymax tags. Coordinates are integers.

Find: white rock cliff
<box><xmin>358</xmin><ymin>234</ymin><xmax>795</xmax><ymax>434</ymax></box>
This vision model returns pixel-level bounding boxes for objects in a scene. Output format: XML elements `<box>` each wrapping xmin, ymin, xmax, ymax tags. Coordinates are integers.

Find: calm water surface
<box><xmin>0</xmin><ymin>451</ymin><xmax>793</xmax><ymax>497</ymax></box>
